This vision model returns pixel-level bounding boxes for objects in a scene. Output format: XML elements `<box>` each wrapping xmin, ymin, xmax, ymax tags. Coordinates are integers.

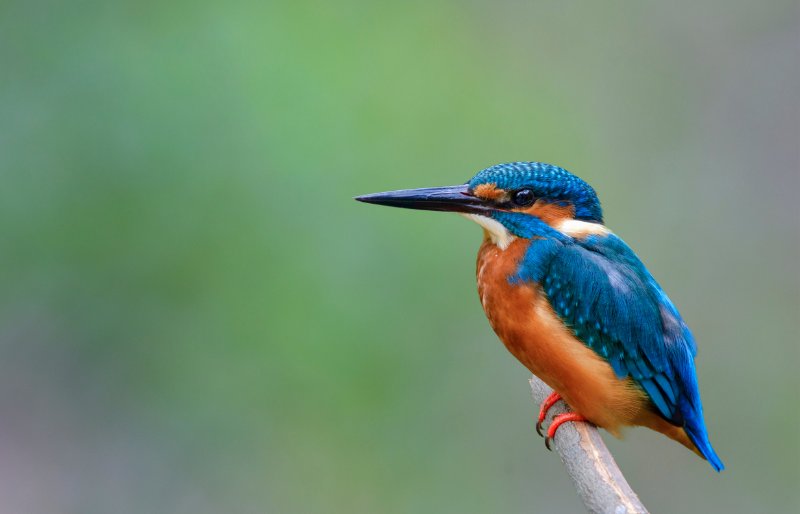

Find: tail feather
<box><xmin>639</xmin><ymin>410</ymin><xmax>723</xmax><ymax>471</ymax></box>
<box><xmin>685</xmin><ymin>422</ymin><xmax>724</xmax><ymax>472</ymax></box>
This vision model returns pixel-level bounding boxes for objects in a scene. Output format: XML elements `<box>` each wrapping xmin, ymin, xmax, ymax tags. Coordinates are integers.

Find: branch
<box><xmin>529</xmin><ymin>375</ymin><xmax>649</xmax><ymax>514</ymax></box>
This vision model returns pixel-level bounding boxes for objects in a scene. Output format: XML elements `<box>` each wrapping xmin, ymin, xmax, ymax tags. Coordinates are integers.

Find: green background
<box><xmin>1</xmin><ymin>1</ymin><xmax>798</xmax><ymax>513</ymax></box>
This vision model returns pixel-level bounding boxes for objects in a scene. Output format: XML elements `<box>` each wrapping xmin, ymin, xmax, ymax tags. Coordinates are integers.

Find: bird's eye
<box><xmin>512</xmin><ymin>189</ymin><xmax>535</xmax><ymax>207</ymax></box>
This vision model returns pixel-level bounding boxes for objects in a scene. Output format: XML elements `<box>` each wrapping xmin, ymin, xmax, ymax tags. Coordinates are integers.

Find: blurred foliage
<box><xmin>0</xmin><ymin>1</ymin><xmax>798</xmax><ymax>513</ymax></box>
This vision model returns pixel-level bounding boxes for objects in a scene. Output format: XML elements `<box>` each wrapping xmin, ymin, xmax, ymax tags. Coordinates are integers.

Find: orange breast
<box><xmin>476</xmin><ymin>237</ymin><xmax>649</xmax><ymax>434</ymax></box>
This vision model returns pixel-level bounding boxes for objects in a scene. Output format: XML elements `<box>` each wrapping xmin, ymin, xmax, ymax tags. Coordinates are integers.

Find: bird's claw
<box><xmin>536</xmin><ymin>392</ymin><xmax>588</xmax><ymax>451</ymax></box>
<box><xmin>536</xmin><ymin>391</ymin><xmax>562</xmax><ymax>438</ymax></box>
<box><xmin>543</xmin><ymin>412</ymin><xmax>588</xmax><ymax>451</ymax></box>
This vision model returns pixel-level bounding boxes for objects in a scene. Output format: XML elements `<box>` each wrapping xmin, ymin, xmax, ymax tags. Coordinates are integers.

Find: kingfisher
<box><xmin>356</xmin><ymin>162</ymin><xmax>724</xmax><ymax>472</ymax></box>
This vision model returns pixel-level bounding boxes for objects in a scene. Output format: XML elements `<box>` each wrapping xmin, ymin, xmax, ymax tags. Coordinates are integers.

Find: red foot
<box><xmin>536</xmin><ymin>391</ymin><xmax>563</xmax><ymax>437</ymax></box>
<box><xmin>544</xmin><ymin>413</ymin><xmax>588</xmax><ymax>451</ymax></box>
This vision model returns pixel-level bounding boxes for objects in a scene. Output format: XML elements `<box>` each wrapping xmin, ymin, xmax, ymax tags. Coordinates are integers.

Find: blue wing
<box><xmin>514</xmin><ymin>232</ymin><xmax>724</xmax><ymax>471</ymax></box>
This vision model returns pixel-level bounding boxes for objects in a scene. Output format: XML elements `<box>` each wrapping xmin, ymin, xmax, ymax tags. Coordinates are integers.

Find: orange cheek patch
<box><xmin>473</xmin><ymin>183</ymin><xmax>507</xmax><ymax>201</ymax></box>
<box><xmin>521</xmin><ymin>200</ymin><xmax>575</xmax><ymax>226</ymax></box>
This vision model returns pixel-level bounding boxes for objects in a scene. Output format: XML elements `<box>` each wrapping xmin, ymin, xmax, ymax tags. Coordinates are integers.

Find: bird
<box><xmin>355</xmin><ymin>161</ymin><xmax>724</xmax><ymax>472</ymax></box>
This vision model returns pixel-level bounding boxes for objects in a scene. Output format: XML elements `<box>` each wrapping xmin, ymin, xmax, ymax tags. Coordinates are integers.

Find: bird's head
<box><xmin>356</xmin><ymin>162</ymin><xmax>604</xmax><ymax>248</ymax></box>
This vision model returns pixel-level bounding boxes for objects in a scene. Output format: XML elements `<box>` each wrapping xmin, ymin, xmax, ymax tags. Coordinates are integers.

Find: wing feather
<box><xmin>530</xmin><ymin>233</ymin><xmax>692</xmax><ymax>424</ymax></box>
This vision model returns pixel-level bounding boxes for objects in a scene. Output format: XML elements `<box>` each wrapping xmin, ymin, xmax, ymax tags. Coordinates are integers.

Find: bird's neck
<box><xmin>461</xmin><ymin>213</ymin><xmax>517</xmax><ymax>250</ymax></box>
<box><xmin>463</xmin><ymin>211</ymin><xmax>611</xmax><ymax>252</ymax></box>
<box><xmin>491</xmin><ymin>211</ymin><xmax>571</xmax><ymax>243</ymax></box>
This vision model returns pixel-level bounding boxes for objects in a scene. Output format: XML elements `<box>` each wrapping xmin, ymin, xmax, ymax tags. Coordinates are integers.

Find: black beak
<box><xmin>355</xmin><ymin>184</ymin><xmax>490</xmax><ymax>214</ymax></box>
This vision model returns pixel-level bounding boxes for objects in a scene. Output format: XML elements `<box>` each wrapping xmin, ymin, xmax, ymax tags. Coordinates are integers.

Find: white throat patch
<box><xmin>460</xmin><ymin>213</ymin><xmax>516</xmax><ymax>250</ymax></box>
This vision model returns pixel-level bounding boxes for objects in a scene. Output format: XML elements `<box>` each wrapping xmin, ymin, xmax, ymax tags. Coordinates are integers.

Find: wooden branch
<box><xmin>529</xmin><ymin>375</ymin><xmax>649</xmax><ymax>514</ymax></box>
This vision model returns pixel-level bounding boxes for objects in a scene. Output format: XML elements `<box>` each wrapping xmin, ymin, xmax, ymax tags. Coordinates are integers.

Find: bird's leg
<box><xmin>544</xmin><ymin>413</ymin><xmax>588</xmax><ymax>451</ymax></box>
<box><xmin>536</xmin><ymin>391</ymin><xmax>563</xmax><ymax>437</ymax></box>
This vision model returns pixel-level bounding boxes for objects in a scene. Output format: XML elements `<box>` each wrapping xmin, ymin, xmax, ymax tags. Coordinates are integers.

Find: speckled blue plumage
<box><xmin>472</xmin><ymin>163</ymin><xmax>724</xmax><ymax>472</ymax></box>
<box><xmin>469</xmin><ymin>162</ymin><xmax>604</xmax><ymax>222</ymax></box>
